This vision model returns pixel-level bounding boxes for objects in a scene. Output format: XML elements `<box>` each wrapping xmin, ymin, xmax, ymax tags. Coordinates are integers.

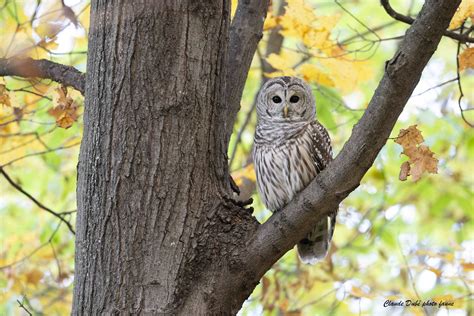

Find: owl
<box><xmin>253</xmin><ymin>76</ymin><xmax>337</xmax><ymax>264</ymax></box>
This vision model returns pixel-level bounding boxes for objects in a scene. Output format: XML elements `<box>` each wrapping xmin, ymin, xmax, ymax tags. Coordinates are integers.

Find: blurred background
<box><xmin>0</xmin><ymin>0</ymin><xmax>472</xmax><ymax>315</ymax></box>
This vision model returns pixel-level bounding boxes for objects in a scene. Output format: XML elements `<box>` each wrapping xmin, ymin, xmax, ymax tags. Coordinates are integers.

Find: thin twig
<box><xmin>381</xmin><ymin>0</ymin><xmax>474</xmax><ymax>43</ymax></box>
<box><xmin>16</xmin><ymin>299</ymin><xmax>32</xmax><ymax>316</ymax></box>
<box><xmin>0</xmin><ymin>141</ymin><xmax>80</xmax><ymax>168</ymax></box>
<box><xmin>412</xmin><ymin>78</ymin><xmax>457</xmax><ymax>97</ymax></box>
<box><xmin>455</xmin><ymin>24</ymin><xmax>474</xmax><ymax>127</ymax></box>
<box><xmin>397</xmin><ymin>238</ymin><xmax>429</xmax><ymax>316</ymax></box>
<box><xmin>0</xmin><ymin>167</ymin><xmax>75</xmax><ymax>234</ymax></box>
<box><xmin>0</xmin><ymin>219</ymin><xmax>63</xmax><ymax>270</ymax></box>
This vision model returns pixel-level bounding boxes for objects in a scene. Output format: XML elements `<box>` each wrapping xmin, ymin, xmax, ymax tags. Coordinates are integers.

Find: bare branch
<box><xmin>0</xmin><ymin>166</ymin><xmax>75</xmax><ymax>234</ymax></box>
<box><xmin>455</xmin><ymin>23</ymin><xmax>474</xmax><ymax>127</ymax></box>
<box><xmin>381</xmin><ymin>0</ymin><xmax>474</xmax><ymax>43</ymax></box>
<box><xmin>17</xmin><ymin>299</ymin><xmax>32</xmax><ymax>316</ymax></box>
<box><xmin>243</xmin><ymin>0</ymin><xmax>461</xmax><ymax>279</ymax></box>
<box><xmin>0</xmin><ymin>58</ymin><xmax>85</xmax><ymax>94</ymax></box>
<box><xmin>224</xmin><ymin>0</ymin><xmax>270</xmax><ymax>144</ymax></box>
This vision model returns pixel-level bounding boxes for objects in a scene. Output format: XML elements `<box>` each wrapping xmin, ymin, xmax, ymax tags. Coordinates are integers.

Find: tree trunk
<box><xmin>72</xmin><ymin>0</ymin><xmax>460</xmax><ymax>314</ymax></box>
<box><xmin>73</xmin><ymin>1</ymin><xmax>256</xmax><ymax>314</ymax></box>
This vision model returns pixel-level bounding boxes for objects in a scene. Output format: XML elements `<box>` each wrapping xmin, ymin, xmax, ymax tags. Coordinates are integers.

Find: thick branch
<box><xmin>0</xmin><ymin>58</ymin><xmax>85</xmax><ymax>94</ymax></box>
<box><xmin>244</xmin><ymin>0</ymin><xmax>461</xmax><ymax>277</ymax></box>
<box><xmin>381</xmin><ymin>0</ymin><xmax>473</xmax><ymax>43</ymax></box>
<box><xmin>224</xmin><ymin>0</ymin><xmax>270</xmax><ymax>143</ymax></box>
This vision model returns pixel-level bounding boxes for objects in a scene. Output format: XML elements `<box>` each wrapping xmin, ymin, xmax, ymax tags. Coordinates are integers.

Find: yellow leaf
<box><xmin>459</xmin><ymin>47</ymin><xmax>474</xmax><ymax>71</ymax></box>
<box><xmin>35</xmin><ymin>22</ymin><xmax>63</xmax><ymax>40</ymax></box>
<box><xmin>264</xmin><ymin>12</ymin><xmax>278</xmax><ymax>31</ymax></box>
<box><xmin>265</xmin><ymin>51</ymin><xmax>301</xmax><ymax>77</ymax></box>
<box><xmin>37</xmin><ymin>38</ymin><xmax>60</xmax><ymax>52</ymax></box>
<box><xmin>231</xmin><ymin>0</ymin><xmax>239</xmax><ymax>18</ymax></box>
<box><xmin>281</xmin><ymin>0</ymin><xmax>317</xmax><ymax>33</ymax></box>
<box><xmin>231</xmin><ymin>164</ymin><xmax>256</xmax><ymax>187</ymax></box>
<box><xmin>299</xmin><ymin>64</ymin><xmax>334</xmax><ymax>87</ymax></box>
<box><xmin>449</xmin><ymin>0</ymin><xmax>474</xmax><ymax>29</ymax></box>
<box><xmin>319</xmin><ymin>58</ymin><xmax>372</xmax><ymax>93</ymax></box>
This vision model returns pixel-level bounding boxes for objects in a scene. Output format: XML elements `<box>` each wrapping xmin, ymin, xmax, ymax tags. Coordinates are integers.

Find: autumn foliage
<box><xmin>1</xmin><ymin>0</ymin><xmax>473</xmax><ymax>315</ymax></box>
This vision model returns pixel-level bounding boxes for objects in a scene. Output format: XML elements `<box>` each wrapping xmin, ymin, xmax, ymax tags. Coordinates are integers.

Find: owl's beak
<box><xmin>283</xmin><ymin>105</ymin><xmax>289</xmax><ymax>118</ymax></box>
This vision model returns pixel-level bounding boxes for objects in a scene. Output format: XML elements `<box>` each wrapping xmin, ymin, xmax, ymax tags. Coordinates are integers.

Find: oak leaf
<box><xmin>300</xmin><ymin>64</ymin><xmax>334</xmax><ymax>87</ymax></box>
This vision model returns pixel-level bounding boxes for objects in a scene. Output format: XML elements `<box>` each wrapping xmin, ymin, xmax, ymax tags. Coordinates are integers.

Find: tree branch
<box><xmin>0</xmin><ymin>58</ymin><xmax>85</xmax><ymax>94</ymax></box>
<box><xmin>244</xmin><ymin>0</ymin><xmax>461</xmax><ymax>278</ymax></box>
<box><xmin>224</xmin><ymin>0</ymin><xmax>270</xmax><ymax>144</ymax></box>
<box><xmin>0</xmin><ymin>166</ymin><xmax>75</xmax><ymax>234</ymax></box>
<box><xmin>381</xmin><ymin>0</ymin><xmax>474</xmax><ymax>43</ymax></box>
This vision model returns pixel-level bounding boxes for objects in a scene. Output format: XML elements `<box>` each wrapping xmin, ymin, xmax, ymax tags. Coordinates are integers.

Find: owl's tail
<box><xmin>297</xmin><ymin>210</ymin><xmax>337</xmax><ymax>264</ymax></box>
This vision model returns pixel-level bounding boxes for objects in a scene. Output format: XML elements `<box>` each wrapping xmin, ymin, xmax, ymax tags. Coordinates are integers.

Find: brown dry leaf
<box><xmin>25</xmin><ymin>269</ymin><xmax>43</xmax><ymax>285</ymax></box>
<box><xmin>48</xmin><ymin>86</ymin><xmax>79</xmax><ymax>129</ymax></box>
<box><xmin>0</xmin><ymin>84</ymin><xmax>11</xmax><ymax>107</ymax></box>
<box><xmin>395</xmin><ymin>125</ymin><xmax>424</xmax><ymax>149</ymax></box>
<box><xmin>395</xmin><ymin>125</ymin><xmax>438</xmax><ymax>182</ymax></box>
<box><xmin>459</xmin><ymin>47</ymin><xmax>474</xmax><ymax>71</ymax></box>
<box><xmin>410</xmin><ymin>145</ymin><xmax>438</xmax><ymax>181</ymax></box>
<box><xmin>461</xmin><ymin>262</ymin><xmax>474</xmax><ymax>271</ymax></box>
<box><xmin>399</xmin><ymin>161</ymin><xmax>410</xmax><ymax>181</ymax></box>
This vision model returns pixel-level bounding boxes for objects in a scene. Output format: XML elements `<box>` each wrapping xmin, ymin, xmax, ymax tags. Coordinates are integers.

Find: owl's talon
<box><xmin>223</xmin><ymin>196</ymin><xmax>254</xmax><ymax>212</ymax></box>
<box><xmin>237</xmin><ymin>197</ymin><xmax>253</xmax><ymax>207</ymax></box>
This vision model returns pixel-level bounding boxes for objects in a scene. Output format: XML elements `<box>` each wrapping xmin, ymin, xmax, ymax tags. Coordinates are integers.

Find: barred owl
<box><xmin>253</xmin><ymin>76</ymin><xmax>337</xmax><ymax>264</ymax></box>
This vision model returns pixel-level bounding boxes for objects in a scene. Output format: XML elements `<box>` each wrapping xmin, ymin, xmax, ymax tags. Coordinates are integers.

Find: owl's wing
<box><xmin>297</xmin><ymin>120</ymin><xmax>336</xmax><ymax>264</ymax></box>
<box><xmin>308</xmin><ymin>120</ymin><xmax>333</xmax><ymax>172</ymax></box>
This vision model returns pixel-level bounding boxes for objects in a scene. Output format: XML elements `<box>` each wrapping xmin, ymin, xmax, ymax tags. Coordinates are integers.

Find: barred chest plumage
<box><xmin>253</xmin><ymin>121</ymin><xmax>320</xmax><ymax>211</ymax></box>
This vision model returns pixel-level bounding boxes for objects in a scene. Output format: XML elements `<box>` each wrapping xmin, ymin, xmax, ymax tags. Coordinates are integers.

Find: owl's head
<box><xmin>256</xmin><ymin>76</ymin><xmax>316</xmax><ymax>123</ymax></box>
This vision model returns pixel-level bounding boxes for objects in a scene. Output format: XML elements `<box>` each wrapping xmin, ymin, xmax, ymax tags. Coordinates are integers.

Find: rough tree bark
<box><xmin>72</xmin><ymin>1</ymin><xmax>247</xmax><ymax>314</ymax></box>
<box><xmin>0</xmin><ymin>0</ymin><xmax>461</xmax><ymax>314</ymax></box>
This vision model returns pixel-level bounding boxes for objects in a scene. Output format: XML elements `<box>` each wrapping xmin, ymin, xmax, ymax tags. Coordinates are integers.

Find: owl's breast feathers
<box><xmin>253</xmin><ymin>120</ymin><xmax>333</xmax><ymax>211</ymax></box>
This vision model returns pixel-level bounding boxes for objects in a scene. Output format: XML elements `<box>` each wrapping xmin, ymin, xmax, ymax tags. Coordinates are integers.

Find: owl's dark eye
<box><xmin>290</xmin><ymin>95</ymin><xmax>300</xmax><ymax>103</ymax></box>
<box><xmin>272</xmin><ymin>96</ymin><xmax>282</xmax><ymax>103</ymax></box>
